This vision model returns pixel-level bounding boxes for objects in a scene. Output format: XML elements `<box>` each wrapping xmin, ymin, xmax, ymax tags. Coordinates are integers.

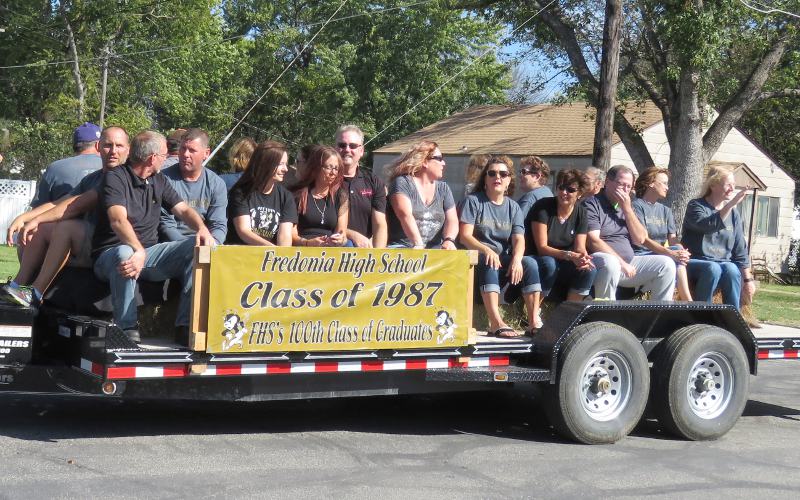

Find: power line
<box><xmin>365</xmin><ymin>0</ymin><xmax>559</xmax><ymax>146</ymax></box>
<box><xmin>739</xmin><ymin>0</ymin><xmax>800</xmax><ymax>19</ymax></box>
<box><xmin>205</xmin><ymin>0</ymin><xmax>351</xmax><ymax>165</ymax></box>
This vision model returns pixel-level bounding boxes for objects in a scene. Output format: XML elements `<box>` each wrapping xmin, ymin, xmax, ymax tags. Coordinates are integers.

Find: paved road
<box><xmin>1</xmin><ymin>360</ymin><xmax>799</xmax><ymax>498</ymax></box>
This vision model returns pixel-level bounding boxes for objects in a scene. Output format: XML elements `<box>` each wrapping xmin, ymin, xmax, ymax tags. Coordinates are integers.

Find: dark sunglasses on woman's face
<box><xmin>429</xmin><ymin>155</ymin><xmax>444</xmax><ymax>162</ymax></box>
<box><xmin>558</xmin><ymin>184</ymin><xmax>579</xmax><ymax>193</ymax></box>
<box><xmin>520</xmin><ymin>168</ymin><xmax>539</xmax><ymax>176</ymax></box>
<box><xmin>487</xmin><ymin>170</ymin><xmax>510</xmax><ymax>178</ymax></box>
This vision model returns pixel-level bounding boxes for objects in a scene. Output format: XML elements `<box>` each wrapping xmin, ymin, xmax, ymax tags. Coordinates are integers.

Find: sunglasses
<box><xmin>520</xmin><ymin>168</ymin><xmax>539</xmax><ymax>176</ymax></box>
<box><xmin>557</xmin><ymin>184</ymin><xmax>579</xmax><ymax>194</ymax></box>
<box><xmin>336</xmin><ymin>142</ymin><xmax>362</xmax><ymax>150</ymax></box>
<box><xmin>429</xmin><ymin>155</ymin><xmax>444</xmax><ymax>162</ymax></box>
<box><xmin>487</xmin><ymin>170</ymin><xmax>511</xmax><ymax>178</ymax></box>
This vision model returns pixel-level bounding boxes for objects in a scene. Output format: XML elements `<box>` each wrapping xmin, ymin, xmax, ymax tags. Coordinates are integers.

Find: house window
<box><xmin>739</xmin><ymin>194</ymin><xmax>779</xmax><ymax>238</ymax></box>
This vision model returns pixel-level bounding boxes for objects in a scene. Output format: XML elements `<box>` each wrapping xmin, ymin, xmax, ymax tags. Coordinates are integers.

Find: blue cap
<box><xmin>73</xmin><ymin>122</ymin><xmax>101</xmax><ymax>145</ymax></box>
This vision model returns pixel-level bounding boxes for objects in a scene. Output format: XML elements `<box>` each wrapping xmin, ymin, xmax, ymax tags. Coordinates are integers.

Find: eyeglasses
<box><xmin>520</xmin><ymin>168</ymin><xmax>539</xmax><ymax>176</ymax></box>
<box><xmin>151</xmin><ymin>152</ymin><xmax>167</xmax><ymax>158</ymax></box>
<box><xmin>557</xmin><ymin>184</ymin><xmax>579</xmax><ymax>194</ymax></box>
<box><xmin>337</xmin><ymin>142</ymin><xmax>362</xmax><ymax>150</ymax></box>
<box><xmin>429</xmin><ymin>155</ymin><xmax>444</xmax><ymax>162</ymax></box>
<box><xmin>487</xmin><ymin>170</ymin><xmax>510</xmax><ymax>178</ymax></box>
<box><xmin>322</xmin><ymin>165</ymin><xmax>340</xmax><ymax>172</ymax></box>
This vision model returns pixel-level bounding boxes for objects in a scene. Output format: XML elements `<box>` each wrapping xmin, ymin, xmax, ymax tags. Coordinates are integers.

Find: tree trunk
<box><xmin>61</xmin><ymin>4</ymin><xmax>85</xmax><ymax>121</ymax></box>
<box><xmin>666</xmin><ymin>68</ymin><xmax>705</xmax><ymax>232</ymax></box>
<box><xmin>99</xmin><ymin>45</ymin><xmax>110</xmax><ymax>128</ymax></box>
<box><xmin>592</xmin><ymin>0</ymin><xmax>623</xmax><ymax>170</ymax></box>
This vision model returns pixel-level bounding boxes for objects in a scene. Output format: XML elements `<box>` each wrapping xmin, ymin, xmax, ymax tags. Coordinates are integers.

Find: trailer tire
<box><xmin>652</xmin><ymin>324</ymin><xmax>749</xmax><ymax>441</ymax></box>
<box><xmin>544</xmin><ymin>322</ymin><xmax>649</xmax><ymax>444</ymax></box>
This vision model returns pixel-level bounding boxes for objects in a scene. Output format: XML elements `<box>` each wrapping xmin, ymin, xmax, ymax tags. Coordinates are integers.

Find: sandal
<box><xmin>491</xmin><ymin>326</ymin><xmax>523</xmax><ymax>338</ymax></box>
<box><xmin>524</xmin><ymin>327</ymin><xmax>539</xmax><ymax>337</ymax></box>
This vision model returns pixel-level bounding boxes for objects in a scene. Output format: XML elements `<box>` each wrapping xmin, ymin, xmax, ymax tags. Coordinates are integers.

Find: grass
<box><xmin>3</xmin><ymin>243</ymin><xmax>798</xmax><ymax>328</ymax></box>
<box><xmin>0</xmin><ymin>245</ymin><xmax>19</xmax><ymax>280</ymax></box>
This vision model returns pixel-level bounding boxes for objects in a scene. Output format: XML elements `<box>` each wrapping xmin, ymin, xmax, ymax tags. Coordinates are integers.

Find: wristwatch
<box><xmin>443</xmin><ymin>237</ymin><xmax>456</xmax><ymax>245</ymax></box>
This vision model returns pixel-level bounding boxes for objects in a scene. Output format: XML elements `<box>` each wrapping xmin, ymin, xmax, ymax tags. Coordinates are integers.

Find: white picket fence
<box><xmin>0</xmin><ymin>179</ymin><xmax>36</xmax><ymax>240</ymax></box>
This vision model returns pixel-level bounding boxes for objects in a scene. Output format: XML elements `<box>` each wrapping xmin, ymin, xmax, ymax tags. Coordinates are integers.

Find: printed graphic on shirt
<box><xmin>251</xmin><ymin>206</ymin><xmax>281</xmax><ymax>240</ymax></box>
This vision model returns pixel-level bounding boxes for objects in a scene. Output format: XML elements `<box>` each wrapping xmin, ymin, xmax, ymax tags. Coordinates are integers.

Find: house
<box><xmin>372</xmin><ymin>102</ymin><xmax>796</xmax><ymax>272</ymax></box>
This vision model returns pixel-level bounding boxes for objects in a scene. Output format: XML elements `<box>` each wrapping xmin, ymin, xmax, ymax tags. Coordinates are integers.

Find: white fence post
<box><xmin>0</xmin><ymin>179</ymin><xmax>36</xmax><ymax>239</ymax></box>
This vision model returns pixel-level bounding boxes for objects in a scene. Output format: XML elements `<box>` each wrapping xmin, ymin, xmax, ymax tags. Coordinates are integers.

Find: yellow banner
<box><xmin>206</xmin><ymin>247</ymin><xmax>471</xmax><ymax>353</ymax></box>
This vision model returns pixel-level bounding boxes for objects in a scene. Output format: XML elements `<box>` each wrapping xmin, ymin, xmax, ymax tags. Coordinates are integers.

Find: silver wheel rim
<box><xmin>579</xmin><ymin>350</ymin><xmax>632</xmax><ymax>422</ymax></box>
<box><xmin>687</xmin><ymin>352</ymin><xmax>734</xmax><ymax>419</ymax></box>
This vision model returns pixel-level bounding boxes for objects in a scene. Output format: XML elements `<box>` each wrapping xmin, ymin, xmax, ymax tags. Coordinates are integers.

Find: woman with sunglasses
<box><xmin>385</xmin><ymin>141</ymin><xmax>458</xmax><ymax>249</ymax></box>
<box><xmin>226</xmin><ymin>141</ymin><xmax>297</xmax><ymax>246</ymax></box>
<box><xmin>632</xmin><ymin>167</ymin><xmax>693</xmax><ymax>301</ymax></box>
<box><xmin>529</xmin><ymin>169</ymin><xmax>596</xmax><ymax>302</ymax></box>
<box><xmin>459</xmin><ymin>156</ymin><xmax>543</xmax><ymax>338</ymax></box>
<box><xmin>292</xmin><ymin>146</ymin><xmax>349</xmax><ymax>247</ymax></box>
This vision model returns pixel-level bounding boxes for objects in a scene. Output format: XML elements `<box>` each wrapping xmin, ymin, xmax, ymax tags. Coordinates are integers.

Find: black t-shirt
<box><xmin>92</xmin><ymin>163</ymin><xmax>183</xmax><ymax>258</ymax></box>
<box><xmin>526</xmin><ymin>197</ymin><xmax>588</xmax><ymax>255</ymax></box>
<box><xmin>226</xmin><ymin>184</ymin><xmax>298</xmax><ymax>244</ymax></box>
<box><xmin>342</xmin><ymin>168</ymin><xmax>386</xmax><ymax>238</ymax></box>
<box><xmin>297</xmin><ymin>189</ymin><xmax>347</xmax><ymax>238</ymax></box>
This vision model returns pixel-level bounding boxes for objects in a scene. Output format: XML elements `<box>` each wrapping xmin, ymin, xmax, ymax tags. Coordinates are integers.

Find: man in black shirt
<box><xmin>92</xmin><ymin>131</ymin><xmax>215</xmax><ymax>343</ymax></box>
<box><xmin>335</xmin><ymin>125</ymin><xmax>387</xmax><ymax>248</ymax></box>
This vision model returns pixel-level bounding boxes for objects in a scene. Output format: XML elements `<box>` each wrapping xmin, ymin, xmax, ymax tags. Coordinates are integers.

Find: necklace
<box><xmin>312</xmin><ymin>192</ymin><xmax>328</xmax><ymax>225</ymax></box>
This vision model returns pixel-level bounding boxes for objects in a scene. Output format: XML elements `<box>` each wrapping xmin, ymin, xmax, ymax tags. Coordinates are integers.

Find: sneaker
<box><xmin>1</xmin><ymin>284</ymin><xmax>40</xmax><ymax>308</ymax></box>
<box><xmin>122</xmin><ymin>328</ymin><xmax>141</xmax><ymax>343</ymax></box>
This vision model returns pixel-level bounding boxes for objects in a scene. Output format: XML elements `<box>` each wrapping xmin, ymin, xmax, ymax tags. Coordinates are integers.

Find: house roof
<box><xmin>374</xmin><ymin>102</ymin><xmax>664</xmax><ymax>156</ymax></box>
<box><xmin>705</xmin><ymin>161</ymin><xmax>768</xmax><ymax>191</ymax></box>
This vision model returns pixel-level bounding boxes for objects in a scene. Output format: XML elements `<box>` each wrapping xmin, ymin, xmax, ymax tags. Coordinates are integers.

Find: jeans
<box><xmin>94</xmin><ymin>238</ymin><xmax>196</xmax><ymax>329</ymax></box>
<box><xmin>591</xmin><ymin>252</ymin><xmax>676</xmax><ymax>300</ymax></box>
<box><xmin>535</xmin><ymin>255</ymin><xmax>597</xmax><ymax>297</ymax></box>
<box><xmin>477</xmin><ymin>253</ymin><xmax>541</xmax><ymax>294</ymax></box>
<box><xmin>687</xmin><ymin>259</ymin><xmax>742</xmax><ymax>309</ymax></box>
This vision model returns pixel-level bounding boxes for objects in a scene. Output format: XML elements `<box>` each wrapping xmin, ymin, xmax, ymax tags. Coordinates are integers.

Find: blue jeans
<box><xmin>535</xmin><ymin>255</ymin><xmax>597</xmax><ymax>297</ymax></box>
<box><xmin>477</xmin><ymin>253</ymin><xmax>541</xmax><ymax>294</ymax></box>
<box><xmin>94</xmin><ymin>239</ymin><xmax>196</xmax><ymax>329</ymax></box>
<box><xmin>687</xmin><ymin>259</ymin><xmax>742</xmax><ymax>309</ymax></box>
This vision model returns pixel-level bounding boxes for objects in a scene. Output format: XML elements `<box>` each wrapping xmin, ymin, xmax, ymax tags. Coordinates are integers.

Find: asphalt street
<box><xmin>1</xmin><ymin>359</ymin><xmax>799</xmax><ymax>499</ymax></box>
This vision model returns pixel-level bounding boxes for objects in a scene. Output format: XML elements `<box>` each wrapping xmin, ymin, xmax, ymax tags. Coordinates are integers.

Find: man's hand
<box><xmin>349</xmin><ymin>231</ymin><xmax>372</xmax><ymax>248</ymax></box>
<box><xmin>195</xmin><ymin>227</ymin><xmax>216</xmax><ymax>247</ymax></box>
<box><xmin>118</xmin><ymin>249</ymin><xmax>146</xmax><ymax>279</ymax></box>
<box><xmin>6</xmin><ymin>218</ymin><xmax>24</xmax><ymax>246</ymax></box>
<box><xmin>621</xmin><ymin>260</ymin><xmax>637</xmax><ymax>278</ymax></box>
<box><xmin>609</xmin><ymin>186</ymin><xmax>632</xmax><ymax>211</ymax></box>
<box><xmin>20</xmin><ymin>220</ymin><xmax>40</xmax><ymax>245</ymax></box>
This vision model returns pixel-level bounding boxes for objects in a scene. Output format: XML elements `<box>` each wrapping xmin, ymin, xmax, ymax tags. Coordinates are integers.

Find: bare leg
<box><xmin>676</xmin><ymin>265</ymin><xmax>693</xmax><ymax>302</ymax></box>
<box><xmin>566</xmin><ymin>292</ymin><xmax>586</xmax><ymax>302</ymax></box>
<box><xmin>523</xmin><ymin>291</ymin><xmax>541</xmax><ymax>330</ymax></box>
<box><xmin>31</xmin><ymin>219</ymin><xmax>86</xmax><ymax>293</ymax></box>
<box><xmin>14</xmin><ymin>222</ymin><xmax>55</xmax><ymax>284</ymax></box>
<box><xmin>480</xmin><ymin>291</ymin><xmax>507</xmax><ymax>332</ymax></box>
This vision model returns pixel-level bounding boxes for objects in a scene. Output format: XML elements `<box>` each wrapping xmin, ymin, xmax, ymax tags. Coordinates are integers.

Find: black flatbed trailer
<box><xmin>3</xmin><ymin>299</ymin><xmax>798</xmax><ymax>444</ymax></box>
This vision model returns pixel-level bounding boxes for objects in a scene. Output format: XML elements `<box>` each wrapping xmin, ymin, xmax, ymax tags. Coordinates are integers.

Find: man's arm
<box><xmin>108</xmin><ymin>204</ymin><xmax>147</xmax><ymax>279</ymax></box>
<box><xmin>587</xmin><ymin>229</ymin><xmax>636</xmax><ymax>277</ymax></box>
<box><xmin>371</xmin><ymin>210</ymin><xmax>387</xmax><ymax>248</ymax></box>
<box><xmin>159</xmin><ymin>207</ymin><xmax>184</xmax><ymax>242</ymax></box>
<box><xmin>6</xmin><ymin>201</ymin><xmax>58</xmax><ymax>245</ymax></box>
<box><xmin>205</xmin><ymin>178</ymin><xmax>228</xmax><ymax>244</ymax></box>
<box><xmin>172</xmin><ymin>201</ymin><xmax>215</xmax><ymax>246</ymax></box>
<box><xmin>20</xmin><ymin>191</ymin><xmax>99</xmax><ymax>243</ymax></box>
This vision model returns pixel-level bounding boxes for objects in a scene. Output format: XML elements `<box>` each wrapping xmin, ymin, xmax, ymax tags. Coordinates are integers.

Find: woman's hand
<box><xmin>483</xmin><ymin>247</ymin><xmax>501</xmax><ymax>270</ymax></box>
<box><xmin>441</xmin><ymin>239</ymin><xmax>456</xmax><ymax>250</ymax></box>
<box><xmin>507</xmin><ymin>257</ymin><xmax>523</xmax><ymax>285</ymax></box>
<box><xmin>572</xmin><ymin>251</ymin><xmax>594</xmax><ymax>270</ymax></box>
<box><xmin>305</xmin><ymin>236</ymin><xmax>328</xmax><ymax>247</ymax></box>
<box><xmin>327</xmin><ymin>231</ymin><xmax>345</xmax><ymax>246</ymax></box>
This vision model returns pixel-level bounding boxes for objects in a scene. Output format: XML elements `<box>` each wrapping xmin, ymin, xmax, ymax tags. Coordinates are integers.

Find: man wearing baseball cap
<box><xmin>30</xmin><ymin>122</ymin><xmax>102</xmax><ymax>207</ymax></box>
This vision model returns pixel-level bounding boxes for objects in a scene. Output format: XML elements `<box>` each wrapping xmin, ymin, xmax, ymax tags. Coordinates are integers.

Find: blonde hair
<box><xmin>701</xmin><ymin>164</ymin><xmax>735</xmax><ymax>198</ymax></box>
<box><xmin>385</xmin><ymin>140</ymin><xmax>439</xmax><ymax>180</ymax></box>
<box><xmin>228</xmin><ymin>137</ymin><xmax>257</xmax><ymax>173</ymax></box>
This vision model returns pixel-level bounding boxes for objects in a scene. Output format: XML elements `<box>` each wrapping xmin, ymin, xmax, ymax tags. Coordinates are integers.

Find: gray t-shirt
<box><xmin>517</xmin><ymin>185</ymin><xmax>554</xmax><ymax>216</ymax></box>
<box><xmin>632</xmin><ymin>198</ymin><xmax>676</xmax><ymax>255</ymax></box>
<box><xmin>69</xmin><ymin>168</ymin><xmax>105</xmax><ymax>224</ymax></box>
<box><xmin>159</xmin><ymin>165</ymin><xmax>228</xmax><ymax>244</ymax></box>
<box><xmin>584</xmin><ymin>191</ymin><xmax>635</xmax><ymax>263</ymax></box>
<box><xmin>459</xmin><ymin>192</ymin><xmax>524</xmax><ymax>256</ymax></box>
<box><xmin>387</xmin><ymin>175</ymin><xmax>455</xmax><ymax>247</ymax></box>
<box><xmin>31</xmin><ymin>153</ymin><xmax>102</xmax><ymax>207</ymax></box>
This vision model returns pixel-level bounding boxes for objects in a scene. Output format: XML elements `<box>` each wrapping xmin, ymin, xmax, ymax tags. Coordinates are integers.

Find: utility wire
<box><xmin>739</xmin><ymin>0</ymin><xmax>800</xmax><ymax>19</ymax></box>
<box><xmin>365</xmin><ymin>0</ymin><xmax>559</xmax><ymax>146</ymax></box>
<box><xmin>205</xmin><ymin>0</ymin><xmax>351</xmax><ymax>165</ymax></box>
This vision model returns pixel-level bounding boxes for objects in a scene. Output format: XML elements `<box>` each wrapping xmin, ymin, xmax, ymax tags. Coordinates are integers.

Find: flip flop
<box><xmin>524</xmin><ymin>327</ymin><xmax>539</xmax><ymax>337</ymax></box>
<box><xmin>492</xmin><ymin>326</ymin><xmax>523</xmax><ymax>338</ymax></box>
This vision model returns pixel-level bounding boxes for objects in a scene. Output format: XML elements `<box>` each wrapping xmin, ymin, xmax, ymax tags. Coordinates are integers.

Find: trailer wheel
<box><xmin>652</xmin><ymin>324</ymin><xmax>749</xmax><ymax>441</ymax></box>
<box><xmin>545</xmin><ymin>322</ymin><xmax>649</xmax><ymax>444</ymax></box>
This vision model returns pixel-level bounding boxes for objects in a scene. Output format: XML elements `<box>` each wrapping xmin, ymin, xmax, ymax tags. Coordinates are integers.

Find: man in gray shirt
<box><xmin>584</xmin><ymin>165</ymin><xmax>676</xmax><ymax>300</ymax></box>
<box><xmin>31</xmin><ymin>122</ymin><xmax>102</xmax><ymax>207</ymax></box>
<box><xmin>159</xmin><ymin>128</ymin><xmax>228</xmax><ymax>244</ymax></box>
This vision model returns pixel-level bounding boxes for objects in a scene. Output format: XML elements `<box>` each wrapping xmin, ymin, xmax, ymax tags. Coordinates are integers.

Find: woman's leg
<box><xmin>477</xmin><ymin>258</ymin><xmax>506</xmax><ymax>332</ymax></box>
<box><xmin>687</xmin><ymin>259</ymin><xmax>722</xmax><ymax>303</ymax></box>
<box><xmin>717</xmin><ymin>261</ymin><xmax>742</xmax><ymax>309</ymax></box>
<box><xmin>519</xmin><ymin>256</ymin><xmax>543</xmax><ymax>329</ymax></box>
<box><xmin>676</xmin><ymin>264</ymin><xmax>693</xmax><ymax>301</ymax></box>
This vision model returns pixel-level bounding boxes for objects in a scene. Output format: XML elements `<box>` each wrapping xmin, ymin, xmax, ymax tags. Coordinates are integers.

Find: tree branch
<box><xmin>759</xmin><ymin>88</ymin><xmax>800</xmax><ymax>100</ymax></box>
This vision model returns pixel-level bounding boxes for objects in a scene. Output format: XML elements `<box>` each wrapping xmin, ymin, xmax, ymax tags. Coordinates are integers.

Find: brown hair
<box><xmin>385</xmin><ymin>140</ymin><xmax>439</xmax><ymax>180</ymax></box>
<box><xmin>465</xmin><ymin>154</ymin><xmax>490</xmax><ymax>184</ymax></box>
<box><xmin>182</xmin><ymin>128</ymin><xmax>209</xmax><ymax>149</ymax></box>
<box><xmin>292</xmin><ymin>146</ymin><xmax>347</xmax><ymax>216</ymax></box>
<box><xmin>520</xmin><ymin>156</ymin><xmax>551</xmax><ymax>184</ymax></box>
<box><xmin>634</xmin><ymin>166</ymin><xmax>669</xmax><ymax>198</ymax></box>
<box><xmin>227</xmin><ymin>137</ymin><xmax>257</xmax><ymax>173</ymax></box>
<box><xmin>556</xmin><ymin>169</ymin><xmax>591</xmax><ymax>196</ymax></box>
<box><xmin>473</xmin><ymin>155</ymin><xmax>516</xmax><ymax>197</ymax></box>
<box><xmin>232</xmin><ymin>140</ymin><xmax>287</xmax><ymax>196</ymax></box>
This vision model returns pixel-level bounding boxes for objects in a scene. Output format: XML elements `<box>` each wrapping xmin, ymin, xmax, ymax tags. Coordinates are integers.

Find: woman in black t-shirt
<box><xmin>291</xmin><ymin>146</ymin><xmax>349</xmax><ymax>247</ymax></box>
<box><xmin>227</xmin><ymin>140</ymin><xmax>297</xmax><ymax>246</ymax></box>
<box><xmin>528</xmin><ymin>169</ymin><xmax>596</xmax><ymax>301</ymax></box>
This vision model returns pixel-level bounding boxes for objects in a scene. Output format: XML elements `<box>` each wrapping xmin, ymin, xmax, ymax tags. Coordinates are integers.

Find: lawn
<box><xmin>2</xmin><ymin>243</ymin><xmax>798</xmax><ymax>327</ymax></box>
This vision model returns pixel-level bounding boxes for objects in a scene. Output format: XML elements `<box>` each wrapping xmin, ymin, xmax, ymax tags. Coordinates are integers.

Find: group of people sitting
<box><xmin>1</xmin><ymin>123</ymin><xmax>755</xmax><ymax>343</ymax></box>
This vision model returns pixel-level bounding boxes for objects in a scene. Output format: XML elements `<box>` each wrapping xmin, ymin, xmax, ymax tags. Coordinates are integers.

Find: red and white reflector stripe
<box><xmin>81</xmin><ymin>356</ymin><xmax>510</xmax><ymax>380</ymax></box>
<box><xmin>758</xmin><ymin>349</ymin><xmax>800</xmax><ymax>360</ymax></box>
